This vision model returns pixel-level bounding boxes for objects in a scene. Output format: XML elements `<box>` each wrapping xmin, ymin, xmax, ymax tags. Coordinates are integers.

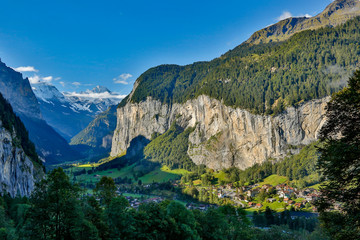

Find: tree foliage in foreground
<box><xmin>0</xmin><ymin>168</ymin><xmax>329</xmax><ymax>239</ymax></box>
<box><xmin>316</xmin><ymin>70</ymin><xmax>360</xmax><ymax>239</ymax></box>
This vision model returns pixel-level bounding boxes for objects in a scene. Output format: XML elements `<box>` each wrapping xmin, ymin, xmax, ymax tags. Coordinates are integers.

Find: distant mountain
<box><xmin>70</xmin><ymin>105</ymin><xmax>118</xmax><ymax>159</ymax></box>
<box><xmin>63</xmin><ymin>86</ymin><xmax>123</xmax><ymax>114</ymax></box>
<box><xmin>0</xmin><ymin>59</ymin><xmax>79</xmax><ymax>164</ymax></box>
<box><xmin>247</xmin><ymin>0</ymin><xmax>360</xmax><ymax>44</ymax></box>
<box><xmin>32</xmin><ymin>83</ymin><xmax>123</xmax><ymax>140</ymax></box>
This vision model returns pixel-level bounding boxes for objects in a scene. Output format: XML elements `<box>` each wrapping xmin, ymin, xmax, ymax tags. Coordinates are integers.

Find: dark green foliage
<box><xmin>0</xmin><ymin>92</ymin><xmax>41</xmax><ymax>166</ymax></box>
<box><xmin>125</xmin><ymin>17</ymin><xmax>360</xmax><ymax>115</ymax></box>
<box><xmin>218</xmin><ymin>142</ymin><xmax>320</xmax><ymax>186</ymax></box>
<box><xmin>144</xmin><ymin>122</ymin><xmax>196</xmax><ymax>170</ymax></box>
<box><xmin>94</xmin><ymin>176</ymin><xmax>117</xmax><ymax>206</ymax></box>
<box><xmin>1</xmin><ymin>176</ymin><xmax>326</xmax><ymax>240</ymax></box>
<box><xmin>317</xmin><ymin>70</ymin><xmax>360</xmax><ymax>239</ymax></box>
<box><xmin>21</xmin><ymin>168</ymin><xmax>99</xmax><ymax>240</ymax></box>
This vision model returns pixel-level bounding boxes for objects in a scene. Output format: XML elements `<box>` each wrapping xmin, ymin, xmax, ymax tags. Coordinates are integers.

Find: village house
<box><xmin>247</xmin><ymin>188</ymin><xmax>259</xmax><ymax>198</ymax></box>
<box><xmin>267</xmin><ymin>198</ymin><xmax>276</xmax><ymax>203</ymax></box>
<box><xmin>288</xmin><ymin>200</ymin><xmax>295</xmax><ymax>205</ymax></box>
<box><xmin>255</xmin><ymin>203</ymin><xmax>263</xmax><ymax>209</ymax></box>
<box><xmin>294</xmin><ymin>202</ymin><xmax>304</xmax><ymax>209</ymax></box>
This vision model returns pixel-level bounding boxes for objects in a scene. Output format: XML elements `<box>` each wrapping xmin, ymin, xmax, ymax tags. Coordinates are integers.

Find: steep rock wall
<box><xmin>0</xmin><ymin>121</ymin><xmax>41</xmax><ymax>197</ymax></box>
<box><xmin>111</xmin><ymin>95</ymin><xmax>328</xmax><ymax>170</ymax></box>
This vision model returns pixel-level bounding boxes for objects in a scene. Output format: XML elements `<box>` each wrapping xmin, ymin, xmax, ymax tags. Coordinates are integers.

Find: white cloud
<box><xmin>113</xmin><ymin>73</ymin><xmax>133</xmax><ymax>84</ymax></box>
<box><xmin>277</xmin><ymin>11</ymin><xmax>293</xmax><ymax>21</ymax></box>
<box><xmin>28</xmin><ymin>75</ymin><xmax>55</xmax><ymax>84</ymax></box>
<box><xmin>277</xmin><ymin>11</ymin><xmax>312</xmax><ymax>21</ymax></box>
<box><xmin>55</xmin><ymin>77</ymin><xmax>62</xmax><ymax>81</ymax></box>
<box><xmin>64</xmin><ymin>91</ymin><xmax>126</xmax><ymax>100</ymax></box>
<box><xmin>28</xmin><ymin>75</ymin><xmax>41</xmax><ymax>84</ymax></box>
<box><xmin>13</xmin><ymin>66</ymin><xmax>39</xmax><ymax>72</ymax></box>
<box><xmin>59</xmin><ymin>81</ymin><xmax>65</xmax><ymax>87</ymax></box>
<box><xmin>42</xmin><ymin>76</ymin><xmax>53</xmax><ymax>82</ymax></box>
<box><xmin>72</xmin><ymin>82</ymin><xmax>81</xmax><ymax>86</ymax></box>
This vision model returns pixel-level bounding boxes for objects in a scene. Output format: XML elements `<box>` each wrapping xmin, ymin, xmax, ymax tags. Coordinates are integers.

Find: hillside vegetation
<box><xmin>124</xmin><ymin>17</ymin><xmax>360</xmax><ymax>115</ymax></box>
<box><xmin>143</xmin><ymin>122</ymin><xmax>196</xmax><ymax>170</ymax></box>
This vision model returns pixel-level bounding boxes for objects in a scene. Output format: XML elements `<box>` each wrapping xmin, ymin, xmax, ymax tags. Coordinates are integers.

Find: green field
<box><xmin>70</xmin><ymin>164</ymin><xmax>188</xmax><ymax>185</ymax></box>
<box><xmin>257</xmin><ymin>175</ymin><xmax>288</xmax><ymax>187</ymax></box>
<box><xmin>139</xmin><ymin>167</ymin><xmax>181</xmax><ymax>184</ymax></box>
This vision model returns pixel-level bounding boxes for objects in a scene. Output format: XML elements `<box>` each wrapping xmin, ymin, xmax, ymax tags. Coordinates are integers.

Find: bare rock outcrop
<box><xmin>111</xmin><ymin>95</ymin><xmax>328</xmax><ymax>170</ymax></box>
<box><xmin>0</xmin><ymin>121</ymin><xmax>42</xmax><ymax>197</ymax></box>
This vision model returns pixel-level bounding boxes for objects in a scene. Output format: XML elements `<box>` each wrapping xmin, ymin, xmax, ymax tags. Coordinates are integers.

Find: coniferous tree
<box><xmin>317</xmin><ymin>70</ymin><xmax>360</xmax><ymax>239</ymax></box>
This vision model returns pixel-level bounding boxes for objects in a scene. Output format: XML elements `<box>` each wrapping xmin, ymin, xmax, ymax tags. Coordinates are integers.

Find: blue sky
<box><xmin>0</xmin><ymin>0</ymin><xmax>332</xmax><ymax>95</ymax></box>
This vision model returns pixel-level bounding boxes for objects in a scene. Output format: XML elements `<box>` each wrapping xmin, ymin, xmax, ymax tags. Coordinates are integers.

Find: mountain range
<box><xmin>31</xmin><ymin>83</ymin><xmax>123</xmax><ymax>140</ymax></box>
<box><xmin>1</xmin><ymin>0</ymin><xmax>360</xmax><ymax>172</ymax></box>
<box><xmin>0</xmin><ymin>60</ymin><xmax>79</xmax><ymax>164</ymax></box>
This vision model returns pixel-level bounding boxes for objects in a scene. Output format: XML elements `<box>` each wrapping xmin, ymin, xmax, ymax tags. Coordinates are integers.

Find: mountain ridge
<box><xmin>111</xmin><ymin>1</ymin><xmax>360</xmax><ymax>170</ymax></box>
<box><xmin>32</xmin><ymin>82</ymin><xmax>123</xmax><ymax>140</ymax></box>
<box><xmin>246</xmin><ymin>0</ymin><xmax>360</xmax><ymax>44</ymax></box>
<box><xmin>0</xmin><ymin>60</ymin><xmax>80</xmax><ymax>164</ymax></box>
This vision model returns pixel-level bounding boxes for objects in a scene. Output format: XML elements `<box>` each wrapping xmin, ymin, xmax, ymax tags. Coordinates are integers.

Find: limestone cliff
<box><xmin>0</xmin><ymin>120</ymin><xmax>42</xmax><ymax>197</ymax></box>
<box><xmin>111</xmin><ymin>95</ymin><xmax>328</xmax><ymax>170</ymax></box>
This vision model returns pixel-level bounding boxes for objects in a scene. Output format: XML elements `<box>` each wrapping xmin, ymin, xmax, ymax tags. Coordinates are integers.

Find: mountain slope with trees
<box><xmin>122</xmin><ymin>15</ymin><xmax>360</xmax><ymax>115</ymax></box>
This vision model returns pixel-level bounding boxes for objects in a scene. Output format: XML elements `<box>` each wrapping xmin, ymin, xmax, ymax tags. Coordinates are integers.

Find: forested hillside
<box><xmin>0</xmin><ymin>93</ymin><xmax>41</xmax><ymax>167</ymax></box>
<box><xmin>125</xmin><ymin>17</ymin><xmax>360</xmax><ymax>115</ymax></box>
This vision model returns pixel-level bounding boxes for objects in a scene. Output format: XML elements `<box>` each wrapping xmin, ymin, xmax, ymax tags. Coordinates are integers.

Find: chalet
<box><xmin>255</xmin><ymin>203</ymin><xmax>263</xmax><ymax>209</ymax></box>
<box><xmin>305</xmin><ymin>195</ymin><xmax>315</xmax><ymax>202</ymax></box>
<box><xmin>294</xmin><ymin>202</ymin><xmax>304</xmax><ymax>209</ymax></box>
<box><xmin>298</xmin><ymin>190</ymin><xmax>307</xmax><ymax>198</ymax></box>
<box><xmin>267</xmin><ymin>198</ymin><xmax>276</xmax><ymax>203</ymax></box>
<box><xmin>288</xmin><ymin>200</ymin><xmax>295</xmax><ymax>205</ymax></box>
<box><xmin>248</xmin><ymin>202</ymin><xmax>255</xmax><ymax>207</ymax></box>
<box><xmin>247</xmin><ymin>188</ymin><xmax>259</xmax><ymax>198</ymax></box>
<box><xmin>283</xmin><ymin>197</ymin><xmax>290</xmax><ymax>203</ymax></box>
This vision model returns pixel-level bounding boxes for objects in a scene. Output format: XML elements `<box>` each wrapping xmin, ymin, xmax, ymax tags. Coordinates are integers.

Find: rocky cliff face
<box><xmin>0</xmin><ymin>61</ymin><xmax>41</xmax><ymax>120</ymax></box>
<box><xmin>111</xmin><ymin>95</ymin><xmax>328</xmax><ymax>170</ymax></box>
<box><xmin>0</xmin><ymin>120</ymin><xmax>42</xmax><ymax>197</ymax></box>
<box><xmin>0</xmin><ymin>59</ymin><xmax>80</xmax><ymax>164</ymax></box>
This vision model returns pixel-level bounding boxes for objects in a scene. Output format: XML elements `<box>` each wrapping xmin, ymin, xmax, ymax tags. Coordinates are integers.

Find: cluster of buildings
<box><xmin>124</xmin><ymin>196</ymin><xmax>164</xmax><ymax>208</ymax></box>
<box><xmin>212</xmin><ymin>182</ymin><xmax>321</xmax><ymax>211</ymax></box>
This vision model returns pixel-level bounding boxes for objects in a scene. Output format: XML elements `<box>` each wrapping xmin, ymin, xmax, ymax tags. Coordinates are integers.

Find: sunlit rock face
<box><xmin>111</xmin><ymin>95</ymin><xmax>328</xmax><ymax>170</ymax></box>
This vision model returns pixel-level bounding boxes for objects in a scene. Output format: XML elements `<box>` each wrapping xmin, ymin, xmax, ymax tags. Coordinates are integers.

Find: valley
<box><xmin>1</xmin><ymin>0</ymin><xmax>360</xmax><ymax>239</ymax></box>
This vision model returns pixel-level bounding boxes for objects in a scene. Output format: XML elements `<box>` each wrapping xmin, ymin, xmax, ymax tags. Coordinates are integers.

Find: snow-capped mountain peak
<box><xmin>62</xmin><ymin>85</ymin><xmax>125</xmax><ymax>113</ymax></box>
<box><xmin>90</xmin><ymin>85</ymin><xmax>111</xmax><ymax>94</ymax></box>
<box><xmin>31</xmin><ymin>82</ymin><xmax>66</xmax><ymax>104</ymax></box>
<box><xmin>30</xmin><ymin>83</ymin><xmax>125</xmax><ymax>140</ymax></box>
